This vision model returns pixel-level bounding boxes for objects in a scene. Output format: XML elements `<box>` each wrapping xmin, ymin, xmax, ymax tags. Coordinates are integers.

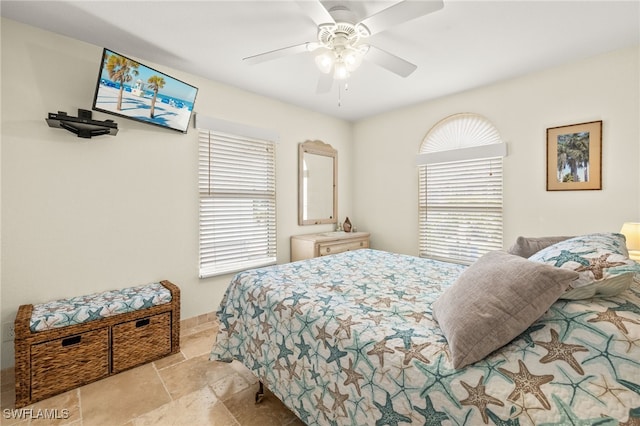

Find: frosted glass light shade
<box><xmin>620</xmin><ymin>222</ymin><xmax>640</xmax><ymax>260</ymax></box>
<box><xmin>343</xmin><ymin>48</ymin><xmax>364</xmax><ymax>72</ymax></box>
<box><xmin>315</xmin><ymin>52</ymin><xmax>334</xmax><ymax>74</ymax></box>
<box><xmin>333</xmin><ymin>62</ymin><xmax>350</xmax><ymax>80</ymax></box>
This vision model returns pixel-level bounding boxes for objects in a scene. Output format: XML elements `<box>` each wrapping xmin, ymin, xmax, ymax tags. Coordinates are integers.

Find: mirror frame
<box><xmin>298</xmin><ymin>140</ymin><xmax>338</xmax><ymax>225</ymax></box>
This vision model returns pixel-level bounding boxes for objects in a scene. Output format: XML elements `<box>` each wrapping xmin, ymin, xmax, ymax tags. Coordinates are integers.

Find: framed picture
<box><xmin>546</xmin><ymin>120</ymin><xmax>602</xmax><ymax>191</ymax></box>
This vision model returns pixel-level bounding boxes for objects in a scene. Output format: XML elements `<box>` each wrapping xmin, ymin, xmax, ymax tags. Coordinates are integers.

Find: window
<box><xmin>198</xmin><ymin>121</ymin><xmax>277</xmax><ymax>278</ymax></box>
<box><xmin>417</xmin><ymin>113</ymin><xmax>505</xmax><ymax>265</ymax></box>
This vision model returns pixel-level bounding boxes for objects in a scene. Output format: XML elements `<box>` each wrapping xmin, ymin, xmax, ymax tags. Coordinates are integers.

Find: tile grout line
<box><xmin>76</xmin><ymin>388</ymin><xmax>83</xmax><ymax>426</ymax></box>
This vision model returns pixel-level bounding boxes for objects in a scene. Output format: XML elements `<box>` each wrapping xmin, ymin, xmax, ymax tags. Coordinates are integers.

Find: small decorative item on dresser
<box><xmin>343</xmin><ymin>217</ymin><xmax>352</xmax><ymax>232</ymax></box>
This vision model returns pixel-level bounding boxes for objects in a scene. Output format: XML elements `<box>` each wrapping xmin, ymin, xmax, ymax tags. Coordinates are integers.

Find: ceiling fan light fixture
<box><xmin>333</xmin><ymin>61</ymin><xmax>350</xmax><ymax>80</ymax></box>
<box><xmin>315</xmin><ymin>51</ymin><xmax>334</xmax><ymax>74</ymax></box>
<box><xmin>343</xmin><ymin>46</ymin><xmax>367</xmax><ymax>72</ymax></box>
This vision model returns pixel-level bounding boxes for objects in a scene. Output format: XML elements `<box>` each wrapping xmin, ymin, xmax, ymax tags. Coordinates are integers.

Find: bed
<box><xmin>210</xmin><ymin>242</ymin><xmax>640</xmax><ymax>425</ymax></box>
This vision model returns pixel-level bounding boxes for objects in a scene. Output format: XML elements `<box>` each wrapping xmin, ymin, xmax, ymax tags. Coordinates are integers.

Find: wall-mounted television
<box><xmin>92</xmin><ymin>48</ymin><xmax>198</xmax><ymax>133</ymax></box>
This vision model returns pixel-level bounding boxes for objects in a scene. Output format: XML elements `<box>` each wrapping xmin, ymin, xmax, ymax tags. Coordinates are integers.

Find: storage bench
<box><xmin>14</xmin><ymin>280</ymin><xmax>180</xmax><ymax>408</ymax></box>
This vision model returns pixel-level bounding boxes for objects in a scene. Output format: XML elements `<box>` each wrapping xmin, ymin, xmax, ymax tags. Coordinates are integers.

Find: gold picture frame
<box><xmin>546</xmin><ymin>120</ymin><xmax>602</xmax><ymax>191</ymax></box>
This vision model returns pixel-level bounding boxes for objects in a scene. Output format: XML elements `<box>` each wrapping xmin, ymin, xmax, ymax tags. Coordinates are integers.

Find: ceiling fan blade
<box><xmin>316</xmin><ymin>73</ymin><xmax>333</xmax><ymax>94</ymax></box>
<box><xmin>359</xmin><ymin>0</ymin><xmax>444</xmax><ymax>36</ymax></box>
<box><xmin>366</xmin><ymin>45</ymin><xmax>417</xmax><ymax>77</ymax></box>
<box><xmin>243</xmin><ymin>43</ymin><xmax>312</xmax><ymax>65</ymax></box>
<box><xmin>296</xmin><ymin>0</ymin><xmax>336</xmax><ymax>26</ymax></box>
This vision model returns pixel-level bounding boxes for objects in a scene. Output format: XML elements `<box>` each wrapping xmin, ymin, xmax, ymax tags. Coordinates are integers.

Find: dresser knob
<box><xmin>326</xmin><ymin>247</ymin><xmax>331</xmax><ymax>253</ymax></box>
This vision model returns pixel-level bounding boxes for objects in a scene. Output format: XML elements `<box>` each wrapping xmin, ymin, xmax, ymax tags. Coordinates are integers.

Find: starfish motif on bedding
<box><xmin>218</xmin><ymin>310</ymin><xmax>233</xmax><ymax>330</ymax></box>
<box><xmin>295</xmin><ymin>336</ymin><xmax>312</xmax><ymax>362</ymax></box>
<box><xmin>373</xmin><ymin>391</ymin><xmax>412</xmax><ymax>426</ymax></box>
<box><xmin>251</xmin><ymin>335</ymin><xmax>265</xmax><ymax>354</ymax></box>
<box><xmin>334</xmin><ymin>315</ymin><xmax>361</xmax><ymax>339</ymax></box>
<box><xmin>250</xmin><ymin>302</ymin><xmax>264</xmax><ymax>319</ymax></box>
<box><xmin>575</xmin><ymin>253</ymin><xmax>626</xmax><ymax>280</ymax></box>
<box><xmin>325</xmin><ymin>342</ymin><xmax>348</xmax><ymax>367</ymax></box>
<box><xmin>459</xmin><ymin>375</ymin><xmax>504</xmax><ymax>424</ymax></box>
<box><xmin>276</xmin><ymin>336</ymin><xmax>293</xmax><ymax>360</ymax></box>
<box><xmin>534</xmin><ymin>329</ymin><xmax>588</xmax><ymax>375</ymax></box>
<box><xmin>314</xmin><ymin>393</ymin><xmax>331</xmax><ymax>420</ymax></box>
<box><xmin>363</xmin><ymin>313</ymin><xmax>384</xmax><ymax>325</ymax></box>
<box><xmin>272</xmin><ymin>359</ymin><xmax>285</xmax><ymax>379</ymax></box>
<box><xmin>406</xmin><ymin>311</ymin><xmax>427</xmax><ymax>323</ymax></box>
<box><xmin>286</xmin><ymin>302</ymin><xmax>304</xmax><ymax>317</ymax></box>
<box><xmin>412</xmin><ymin>395</ymin><xmax>448</xmax><ymax>425</ymax></box>
<box><xmin>615</xmin><ymin>332</ymin><xmax>640</xmax><ymax>353</ymax></box>
<box><xmin>366</xmin><ymin>340</ymin><xmax>395</xmax><ymax>367</ymax></box>
<box><xmin>498</xmin><ymin>360</ymin><xmax>554</xmax><ymax>410</ymax></box>
<box><xmin>256</xmin><ymin>284</ymin><xmax>273</xmax><ymax>301</ymax></box>
<box><xmin>258</xmin><ymin>316</ymin><xmax>273</xmax><ymax>335</ymax></box>
<box><xmin>591</xmin><ymin>374</ymin><xmax>628</xmax><ymax>405</ymax></box>
<box><xmin>315</xmin><ymin>323</ymin><xmax>332</xmax><ymax>347</ymax></box>
<box><xmin>294</xmin><ymin>400</ymin><xmax>311</xmax><ymax>425</ymax></box>
<box><xmin>246</xmin><ymin>289</ymin><xmax>258</xmax><ymax>304</ymax></box>
<box><xmin>536</xmin><ymin>394</ymin><xmax>618</xmax><ymax>426</ymax></box>
<box><xmin>387</xmin><ymin>327</ymin><xmax>425</xmax><ymax>349</ymax></box>
<box><xmin>285</xmin><ymin>360</ymin><xmax>301</xmax><ymax>380</ymax></box>
<box><xmin>611</xmin><ymin>300</ymin><xmax>640</xmax><ymax>316</ymax></box>
<box><xmin>226</xmin><ymin>320</ymin><xmax>239</xmax><ymax>336</ymax></box>
<box><xmin>341</xmin><ymin>358</ymin><xmax>364</xmax><ymax>396</ymax></box>
<box><xmin>545</xmin><ymin>249</ymin><xmax>593</xmax><ymax>267</ymax></box>
<box><xmin>587</xmin><ymin>308</ymin><xmax>638</xmax><ymax>334</ymax></box>
<box><xmin>328</xmin><ymin>383</ymin><xmax>349</xmax><ymax>417</ymax></box>
<box><xmin>375</xmin><ymin>296</ymin><xmax>393</xmax><ymax>308</ymax></box>
<box><xmin>273</xmin><ymin>301</ymin><xmax>288</xmax><ymax>318</ymax></box>
<box><xmin>394</xmin><ymin>340</ymin><xmax>431</xmax><ymax>365</ymax></box>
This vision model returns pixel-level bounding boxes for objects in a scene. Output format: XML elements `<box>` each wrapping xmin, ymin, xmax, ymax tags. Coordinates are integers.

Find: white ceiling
<box><xmin>2</xmin><ymin>1</ymin><xmax>639</xmax><ymax>122</ymax></box>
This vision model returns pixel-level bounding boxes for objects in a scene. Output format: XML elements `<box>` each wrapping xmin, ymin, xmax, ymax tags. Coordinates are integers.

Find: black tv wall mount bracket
<box><xmin>46</xmin><ymin>109</ymin><xmax>118</xmax><ymax>138</ymax></box>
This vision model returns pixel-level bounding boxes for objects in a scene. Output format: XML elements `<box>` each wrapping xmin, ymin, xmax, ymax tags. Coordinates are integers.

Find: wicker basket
<box><xmin>14</xmin><ymin>280</ymin><xmax>180</xmax><ymax>408</ymax></box>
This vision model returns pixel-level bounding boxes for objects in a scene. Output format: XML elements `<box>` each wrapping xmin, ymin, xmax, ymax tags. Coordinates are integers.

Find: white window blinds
<box><xmin>198</xmin><ymin>129</ymin><xmax>276</xmax><ymax>277</ymax></box>
<box><xmin>418</xmin><ymin>157</ymin><xmax>503</xmax><ymax>264</ymax></box>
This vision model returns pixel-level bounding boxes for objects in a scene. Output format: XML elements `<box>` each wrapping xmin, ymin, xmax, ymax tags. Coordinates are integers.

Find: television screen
<box><xmin>92</xmin><ymin>48</ymin><xmax>198</xmax><ymax>133</ymax></box>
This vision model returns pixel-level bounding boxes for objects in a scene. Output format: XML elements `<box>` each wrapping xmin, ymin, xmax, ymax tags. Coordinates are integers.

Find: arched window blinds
<box><xmin>417</xmin><ymin>113</ymin><xmax>506</xmax><ymax>265</ymax></box>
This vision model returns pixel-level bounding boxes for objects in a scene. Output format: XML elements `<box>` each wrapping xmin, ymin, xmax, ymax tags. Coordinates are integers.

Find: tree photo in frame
<box><xmin>546</xmin><ymin>120</ymin><xmax>602</xmax><ymax>191</ymax></box>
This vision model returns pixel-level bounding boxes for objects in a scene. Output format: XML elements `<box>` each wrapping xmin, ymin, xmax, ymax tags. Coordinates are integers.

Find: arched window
<box><xmin>417</xmin><ymin>113</ymin><xmax>506</xmax><ymax>265</ymax></box>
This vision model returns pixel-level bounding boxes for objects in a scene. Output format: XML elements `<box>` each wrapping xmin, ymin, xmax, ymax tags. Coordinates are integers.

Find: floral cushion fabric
<box><xmin>528</xmin><ymin>233</ymin><xmax>640</xmax><ymax>299</ymax></box>
<box><xmin>30</xmin><ymin>282</ymin><xmax>172</xmax><ymax>332</ymax></box>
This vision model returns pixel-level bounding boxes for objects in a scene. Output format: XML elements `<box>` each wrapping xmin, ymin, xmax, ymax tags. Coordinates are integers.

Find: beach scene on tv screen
<box><xmin>94</xmin><ymin>49</ymin><xmax>197</xmax><ymax>132</ymax></box>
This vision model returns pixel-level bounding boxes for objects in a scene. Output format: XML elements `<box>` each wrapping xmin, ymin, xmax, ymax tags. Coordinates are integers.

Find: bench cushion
<box><xmin>30</xmin><ymin>282</ymin><xmax>172</xmax><ymax>332</ymax></box>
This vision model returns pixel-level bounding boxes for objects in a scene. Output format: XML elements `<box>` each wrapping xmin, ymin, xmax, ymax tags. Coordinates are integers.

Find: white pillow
<box><xmin>528</xmin><ymin>233</ymin><xmax>640</xmax><ymax>299</ymax></box>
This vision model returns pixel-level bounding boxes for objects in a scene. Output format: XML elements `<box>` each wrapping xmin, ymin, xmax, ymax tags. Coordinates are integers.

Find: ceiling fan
<box><xmin>243</xmin><ymin>0</ymin><xmax>444</xmax><ymax>93</ymax></box>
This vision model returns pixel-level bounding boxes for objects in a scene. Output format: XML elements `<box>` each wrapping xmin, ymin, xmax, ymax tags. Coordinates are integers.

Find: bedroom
<box><xmin>1</xmin><ymin>0</ymin><xmax>639</xmax><ymax>424</ymax></box>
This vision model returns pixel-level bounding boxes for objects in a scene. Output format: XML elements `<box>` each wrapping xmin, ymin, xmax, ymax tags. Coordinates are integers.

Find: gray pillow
<box><xmin>507</xmin><ymin>236</ymin><xmax>574</xmax><ymax>258</ymax></box>
<box><xmin>432</xmin><ymin>251</ymin><xmax>579</xmax><ymax>369</ymax></box>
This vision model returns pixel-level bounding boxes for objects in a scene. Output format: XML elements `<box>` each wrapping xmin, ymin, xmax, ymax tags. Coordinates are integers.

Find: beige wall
<box><xmin>0</xmin><ymin>18</ymin><xmax>352</xmax><ymax>368</ymax></box>
<box><xmin>2</xmin><ymin>17</ymin><xmax>639</xmax><ymax>369</ymax></box>
<box><xmin>352</xmin><ymin>46</ymin><xmax>640</xmax><ymax>255</ymax></box>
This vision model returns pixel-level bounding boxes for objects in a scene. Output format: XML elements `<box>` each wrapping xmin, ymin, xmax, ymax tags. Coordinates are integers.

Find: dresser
<box><xmin>290</xmin><ymin>231</ymin><xmax>370</xmax><ymax>261</ymax></box>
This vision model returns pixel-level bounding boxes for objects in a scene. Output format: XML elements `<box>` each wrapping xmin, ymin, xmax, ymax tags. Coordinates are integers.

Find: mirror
<box><xmin>299</xmin><ymin>140</ymin><xmax>337</xmax><ymax>225</ymax></box>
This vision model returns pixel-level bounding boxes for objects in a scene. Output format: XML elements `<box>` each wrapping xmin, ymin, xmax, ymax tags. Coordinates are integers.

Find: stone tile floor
<box><xmin>1</xmin><ymin>317</ymin><xmax>303</xmax><ymax>426</ymax></box>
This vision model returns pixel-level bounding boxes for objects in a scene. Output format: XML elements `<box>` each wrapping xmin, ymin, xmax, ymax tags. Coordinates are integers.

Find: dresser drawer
<box><xmin>112</xmin><ymin>312</ymin><xmax>172</xmax><ymax>373</ymax></box>
<box><xmin>31</xmin><ymin>327</ymin><xmax>110</xmax><ymax>401</ymax></box>
<box><xmin>318</xmin><ymin>238</ymin><xmax>369</xmax><ymax>256</ymax></box>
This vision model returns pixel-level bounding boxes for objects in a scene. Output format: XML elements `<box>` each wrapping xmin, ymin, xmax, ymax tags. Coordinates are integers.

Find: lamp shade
<box><xmin>620</xmin><ymin>222</ymin><xmax>640</xmax><ymax>261</ymax></box>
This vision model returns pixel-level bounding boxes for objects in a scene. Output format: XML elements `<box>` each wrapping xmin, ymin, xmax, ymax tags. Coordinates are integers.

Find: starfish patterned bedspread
<box><xmin>210</xmin><ymin>249</ymin><xmax>640</xmax><ymax>425</ymax></box>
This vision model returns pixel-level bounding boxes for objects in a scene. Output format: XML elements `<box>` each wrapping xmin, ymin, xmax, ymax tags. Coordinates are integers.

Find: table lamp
<box><xmin>620</xmin><ymin>222</ymin><xmax>640</xmax><ymax>261</ymax></box>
